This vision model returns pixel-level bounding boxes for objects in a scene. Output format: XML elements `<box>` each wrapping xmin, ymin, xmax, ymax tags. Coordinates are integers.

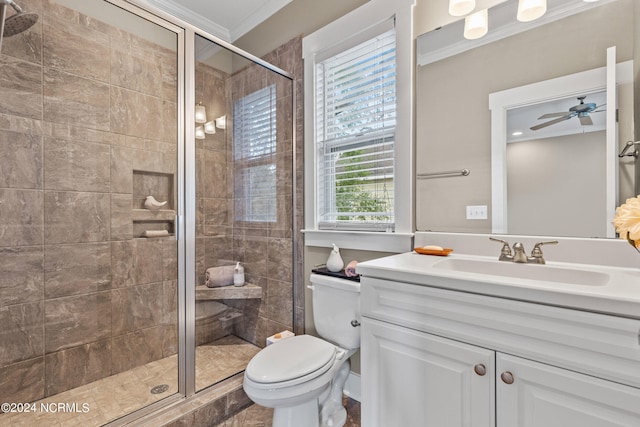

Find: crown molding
<box><xmin>141</xmin><ymin>0</ymin><xmax>232</xmax><ymax>40</ymax></box>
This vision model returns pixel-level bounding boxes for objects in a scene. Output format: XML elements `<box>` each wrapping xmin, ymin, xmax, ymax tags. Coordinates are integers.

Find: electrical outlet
<box><xmin>466</xmin><ymin>205</ymin><xmax>487</xmax><ymax>220</ymax></box>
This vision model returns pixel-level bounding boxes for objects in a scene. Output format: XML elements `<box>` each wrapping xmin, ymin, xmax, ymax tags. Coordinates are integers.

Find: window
<box><xmin>315</xmin><ymin>28</ymin><xmax>396</xmax><ymax>231</ymax></box>
<box><xmin>233</xmin><ymin>85</ymin><xmax>277</xmax><ymax>222</ymax></box>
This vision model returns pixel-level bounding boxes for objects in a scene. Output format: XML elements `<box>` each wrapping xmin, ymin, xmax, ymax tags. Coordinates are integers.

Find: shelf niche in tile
<box><xmin>132</xmin><ymin>170</ymin><xmax>175</xmax><ymax>238</ymax></box>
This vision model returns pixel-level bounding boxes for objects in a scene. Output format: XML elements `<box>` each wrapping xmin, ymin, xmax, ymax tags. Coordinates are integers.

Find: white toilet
<box><xmin>243</xmin><ymin>273</ymin><xmax>361</xmax><ymax>427</ymax></box>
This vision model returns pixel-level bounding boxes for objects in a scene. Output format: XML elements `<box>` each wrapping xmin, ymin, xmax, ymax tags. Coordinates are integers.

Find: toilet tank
<box><xmin>310</xmin><ymin>273</ymin><xmax>361</xmax><ymax>350</ymax></box>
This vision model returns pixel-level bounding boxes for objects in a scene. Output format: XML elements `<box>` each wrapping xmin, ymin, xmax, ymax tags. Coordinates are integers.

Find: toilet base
<box><xmin>273</xmin><ymin>398</ymin><xmax>320</xmax><ymax>427</ymax></box>
<box><xmin>271</xmin><ymin>360</ymin><xmax>351</xmax><ymax>427</ymax></box>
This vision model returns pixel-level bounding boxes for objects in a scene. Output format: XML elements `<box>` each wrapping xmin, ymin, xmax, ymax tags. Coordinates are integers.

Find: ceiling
<box><xmin>143</xmin><ymin>0</ymin><xmax>292</xmax><ymax>42</ymax></box>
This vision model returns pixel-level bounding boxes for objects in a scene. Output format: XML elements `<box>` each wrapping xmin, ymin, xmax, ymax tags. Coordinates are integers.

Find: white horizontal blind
<box><xmin>316</xmin><ymin>28</ymin><xmax>396</xmax><ymax>231</ymax></box>
<box><xmin>233</xmin><ymin>85</ymin><xmax>277</xmax><ymax>222</ymax></box>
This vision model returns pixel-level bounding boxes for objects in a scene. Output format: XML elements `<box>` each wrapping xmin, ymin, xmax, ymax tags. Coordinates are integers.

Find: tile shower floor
<box><xmin>0</xmin><ymin>336</ymin><xmax>260</xmax><ymax>427</ymax></box>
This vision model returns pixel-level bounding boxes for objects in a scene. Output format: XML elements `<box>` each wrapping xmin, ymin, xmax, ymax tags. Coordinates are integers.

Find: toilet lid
<box><xmin>245</xmin><ymin>335</ymin><xmax>336</xmax><ymax>384</ymax></box>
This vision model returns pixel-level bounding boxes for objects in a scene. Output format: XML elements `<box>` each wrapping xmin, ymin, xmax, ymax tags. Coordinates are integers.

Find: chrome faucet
<box><xmin>490</xmin><ymin>238</ymin><xmax>558</xmax><ymax>264</ymax></box>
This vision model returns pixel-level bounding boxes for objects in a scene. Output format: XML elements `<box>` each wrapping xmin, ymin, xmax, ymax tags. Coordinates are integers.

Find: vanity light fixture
<box><xmin>517</xmin><ymin>0</ymin><xmax>547</xmax><ymax>22</ymax></box>
<box><xmin>464</xmin><ymin>8</ymin><xmax>488</xmax><ymax>40</ymax></box>
<box><xmin>195</xmin><ymin>102</ymin><xmax>207</xmax><ymax>123</ymax></box>
<box><xmin>215</xmin><ymin>115</ymin><xmax>227</xmax><ymax>129</ymax></box>
<box><xmin>204</xmin><ymin>120</ymin><xmax>216</xmax><ymax>134</ymax></box>
<box><xmin>449</xmin><ymin>0</ymin><xmax>475</xmax><ymax>17</ymax></box>
<box><xmin>195</xmin><ymin>125</ymin><xmax>205</xmax><ymax>140</ymax></box>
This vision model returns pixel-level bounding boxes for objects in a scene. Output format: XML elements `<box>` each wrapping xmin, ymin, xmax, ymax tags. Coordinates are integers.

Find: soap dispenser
<box><xmin>326</xmin><ymin>243</ymin><xmax>344</xmax><ymax>272</ymax></box>
<box><xmin>233</xmin><ymin>262</ymin><xmax>245</xmax><ymax>287</ymax></box>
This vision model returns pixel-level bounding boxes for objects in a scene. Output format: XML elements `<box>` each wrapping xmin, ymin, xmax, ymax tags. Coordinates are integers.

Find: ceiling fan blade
<box><xmin>530</xmin><ymin>114</ymin><xmax>571</xmax><ymax>131</ymax></box>
<box><xmin>579</xmin><ymin>115</ymin><xmax>593</xmax><ymax>126</ymax></box>
<box><xmin>537</xmin><ymin>112</ymin><xmax>567</xmax><ymax>119</ymax></box>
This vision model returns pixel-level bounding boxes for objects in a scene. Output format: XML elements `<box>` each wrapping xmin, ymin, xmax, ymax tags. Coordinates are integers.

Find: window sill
<box><xmin>302</xmin><ymin>229</ymin><xmax>414</xmax><ymax>253</ymax></box>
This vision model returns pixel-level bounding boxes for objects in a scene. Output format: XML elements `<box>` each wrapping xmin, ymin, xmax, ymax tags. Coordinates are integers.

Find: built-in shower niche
<box><xmin>132</xmin><ymin>170</ymin><xmax>176</xmax><ymax>237</ymax></box>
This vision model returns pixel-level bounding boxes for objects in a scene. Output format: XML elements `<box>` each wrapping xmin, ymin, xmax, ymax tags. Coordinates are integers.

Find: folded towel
<box><xmin>205</xmin><ymin>266</ymin><xmax>234</xmax><ymax>287</ymax></box>
<box><xmin>345</xmin><ymin>260</ymin><xmax>358</xmax><ymax>277</ymax></box>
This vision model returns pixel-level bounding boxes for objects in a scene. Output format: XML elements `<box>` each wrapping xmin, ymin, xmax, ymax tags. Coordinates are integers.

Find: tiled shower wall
<box><xmin>194</xmin><ymin>36</ymin><xmax>303</xmax><ymax>348</ymax></box>
<box><xmin>0</xmin><ymin>0</ymin><xmax>178</xmax><ymax>402</ymax></box>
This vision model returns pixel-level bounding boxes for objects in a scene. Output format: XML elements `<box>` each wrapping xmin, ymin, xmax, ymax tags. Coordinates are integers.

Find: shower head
<box><xmin>0</xmin><ymin>0</ymin><xmax>37</xmax><ymax>53</ymax></box>
<box><xmin>3</xmin><ymin>0</ymin><xmax>38</xmax><ymax>37</ymax></box>
<box><xmin>3</xmin><ymin>10</ymin><xmax>38</xmax><ymax>36</ymax></box>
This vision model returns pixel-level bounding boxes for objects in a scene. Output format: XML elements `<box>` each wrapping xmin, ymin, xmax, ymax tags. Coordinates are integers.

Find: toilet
<box><xmin>243</xmin><ymin>273</ymin><xmax>361</xmax><ymax>427</ymax></box>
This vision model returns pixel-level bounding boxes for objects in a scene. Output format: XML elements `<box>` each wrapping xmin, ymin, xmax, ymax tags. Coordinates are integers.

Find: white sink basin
<box><xmin>433</xmin><ymin>258</ymin><xmax>610</xmax><ymax>286</ymax></box>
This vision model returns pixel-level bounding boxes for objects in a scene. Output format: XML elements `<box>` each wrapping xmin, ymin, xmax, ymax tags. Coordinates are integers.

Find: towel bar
<box><xmin>417</xmin><ymin>168</ymin><xmax>470</xmax><ymax>179</ymax></box>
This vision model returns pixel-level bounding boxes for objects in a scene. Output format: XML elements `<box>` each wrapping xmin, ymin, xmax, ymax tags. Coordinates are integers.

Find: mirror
<box><xmin>415</xmin><ymin>0</ymin><xmax>637</xmax><ymax>238</ymax></box>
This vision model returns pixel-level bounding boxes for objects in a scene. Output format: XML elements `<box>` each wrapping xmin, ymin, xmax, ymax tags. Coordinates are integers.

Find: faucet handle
<box><xmin>530</xmin><ymin>240</ymin><xmax>558</xmax><ymax>262</ymax></box>
<box><xmin>489</xmin><ymin>237</ymin><xmax>512</xmax><ymax>257</ymax></box>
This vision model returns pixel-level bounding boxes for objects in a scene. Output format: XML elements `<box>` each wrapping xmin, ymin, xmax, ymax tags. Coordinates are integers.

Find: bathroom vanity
<box><xmin>357</xmin><ymin>235</ymin><xmax>640</xmax><ymax>427</ymax></box>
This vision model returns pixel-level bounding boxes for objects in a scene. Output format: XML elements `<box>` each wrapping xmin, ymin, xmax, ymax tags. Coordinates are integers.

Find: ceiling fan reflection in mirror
<box><xmin>530</xmin><ymin>95</ymin><xmax>606</xmax><ymax>130</ymax></box>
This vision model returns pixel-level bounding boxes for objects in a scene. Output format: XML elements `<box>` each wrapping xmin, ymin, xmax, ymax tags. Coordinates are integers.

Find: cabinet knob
<box><xmin>474</xmin><ymin>364</ymin><xmax>486</xmax><ymax>376</ymax></box>
<box><xmin>500</xmin><ymin>371</ymin><xmax>515</xmax><ymax>384</ymax></box>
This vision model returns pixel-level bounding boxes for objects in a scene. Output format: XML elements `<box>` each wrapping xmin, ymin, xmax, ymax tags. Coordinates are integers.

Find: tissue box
<box><xmin>266</xmin><ymin>330</ymin><xmax>295</xmax><ymax>346</ymax></box>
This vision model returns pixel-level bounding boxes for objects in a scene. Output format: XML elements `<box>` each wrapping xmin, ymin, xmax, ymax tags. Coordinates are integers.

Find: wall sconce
<box><xmin>195</xmin><ymin>126</ymin><xmax>205</xmax><ymax>139</ymax></box>
<box><xmin>204</xmin><ymin>121</ymin><xmax>216</xmax><ymax>134</ymax></box>
<box><xmin>517</xmin><ymin>0</ymin><xmax>547</xmax><ymax>22</ymax></box>
<box><xmin>464</xmin><ymin>8</ymin><xmax>488</xmax><ymax>40</ymax></box>
<box><xmin>214</xmin><ymin>115</ymin><xmax>226</xmax><ymax>130</ymax></box>
<box><xmin>195</xmin><ymin>102</ymin><xmax>207</xmax><ymax>123</ymax></box>
<box><xmin>449</xmin><ymin>0</ymin><xmax>475</xmax><ymax>17</ymax></box>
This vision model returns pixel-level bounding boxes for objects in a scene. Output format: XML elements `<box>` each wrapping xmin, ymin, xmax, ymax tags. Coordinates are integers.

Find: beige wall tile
<box><xmin>0</xmin><ymin>56</ymin><xmax>43</xmax><ymax>120</ymax></box>
<box><xmin>110</xmin><ymin>47</ymin><xmax>163</xmax><ymax>96</ymax></box>
<box><xmin>112</xmin><ymin>283</ymin><xmax>163</xmax><ymax>336</ymax></box>
<box><xmin>43</xmin><ymin>21</ymin><xmax>110</xmax><ymax>83</ymax></box>
<box><xmin>44</xmin><ymin>339</ymin><xmax>111</xmax><ymax>396</ymax></box>
<box><xmin>0</xmin><ymin>357</ymin><xmax>45</xmax><ymax>404</ymax></box>
<box><xmin>43</xmin><ymin>68</ymin><xmax>110</xmax><ymax>130</ymax></box>
<box><xmin>111</xmin><ymin>326</ymin><xmax>164</xmax><ymax>374</ymax></box>
<box><xmin>44</xmin><ymin>191</ymin><xmax>110</xmax><ymax>244</ymax></box>
<box><xmin>44</xmin><ymin>137</ymin><xmax>110</xmax><ymax>192</ymax></box>
<box><xmin>0</xmin><ymin>246</ymin><xmax>44</xmax><ymax>307</ymax></box>
<box><xmin>44</xmin><ymin>242</ymin><xmax>111</xmax><ymax>299</ymax></box>
<box><xmin>0</xmin><ymin>189</ymin><xmax>43</xmax><ymax>247</ymax></box>
<box><xmin>44</xmin><ymin>292</ymin><xmax>111</xmax><ymax>353</ymax></box>
<box><xmin>110</xmin><ymin>86</ymin><xmax>164</xmax><ymax>140</ymax></box>
<box><xmin>111</xmin><ymin>193</ymin><xmax>133</xmax><ymax>241</ymax></box>
<box><xmin>0</xmin><ymin>129</ymin><xmax>43</xmax><ymax>189</ymax></box>
<box><xmin>0</xmin><ymin>301</ymin><xmax>44</xmax><ymax>365</ymax></box>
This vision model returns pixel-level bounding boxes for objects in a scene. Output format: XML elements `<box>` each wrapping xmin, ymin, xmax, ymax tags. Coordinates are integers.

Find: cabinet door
<box><xmin>497</xmin><ymin>353</ymin><xmax>640</xmax><ymax>427</ymax></box>
<box><xmin>362</xmin><ymin>317</ymin><xmax>494</xmax><ymax>427</ymax></box>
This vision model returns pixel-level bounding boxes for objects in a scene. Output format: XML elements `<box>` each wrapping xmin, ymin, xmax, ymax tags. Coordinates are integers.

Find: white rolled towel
<box><xmin>205</xmin><ymin>266</ymin><xmax>235</xmax><ymax>287</ymax></box>
<box><xmin>142</xmin><ymin>230</ymin><xmax>169</xmax><ymax>238</ymax></box>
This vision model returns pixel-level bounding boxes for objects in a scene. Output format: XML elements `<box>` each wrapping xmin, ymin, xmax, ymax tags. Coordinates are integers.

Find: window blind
<box><xmin>233</xmin><ymin>85</ymin><xmax>277</xmax><ymax>222</ymax></box>
<box><xmin>316</xmin><ymin>28</ymin><xmax>396</xmax><ymax>231</ymax></box>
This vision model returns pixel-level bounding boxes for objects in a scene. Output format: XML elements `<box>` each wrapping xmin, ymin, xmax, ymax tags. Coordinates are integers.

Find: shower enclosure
<box><xmin>0</xmin><ymin>0</ymin><xmax>296</xmax><ymax>425</ymax></box>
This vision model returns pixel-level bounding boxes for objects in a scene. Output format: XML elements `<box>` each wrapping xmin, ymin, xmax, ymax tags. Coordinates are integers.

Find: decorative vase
<box><xmin>326</xmin><ymin>243</ymin><xmax>344</xmax><ymax>272</ymax></box>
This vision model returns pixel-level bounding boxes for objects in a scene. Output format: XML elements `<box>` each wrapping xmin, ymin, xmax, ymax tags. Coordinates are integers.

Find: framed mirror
<box><xmin>415</xmin><ymin>0</ymin><xmax>637</xmax><ymax>238</ymax></box>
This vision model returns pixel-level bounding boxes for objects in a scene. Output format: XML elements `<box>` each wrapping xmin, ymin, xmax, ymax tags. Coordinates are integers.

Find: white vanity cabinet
<box><xmin>360</xmin><ymin>276</ymin><xmax>640</xmax><ymax>427</ymax></box>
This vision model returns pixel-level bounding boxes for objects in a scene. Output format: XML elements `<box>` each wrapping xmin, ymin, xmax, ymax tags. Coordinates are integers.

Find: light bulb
<box><xmin>517</xmin><ymin>0</ymin><xmax>547</xmax><ymax>22</ymax></box>
<box><xmin>449</xmin><ymin>0</ymin><xmax>475</xmax><ymax>16</ymax></box>
<box><xmin>464</xmin><ymin>9</ymin><xmax>488</xmax><ymax>40</ymax></box>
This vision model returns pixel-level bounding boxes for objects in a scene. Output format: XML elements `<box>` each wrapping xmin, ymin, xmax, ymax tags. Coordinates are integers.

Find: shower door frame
<box><xmin>107</xmin><ymin>0</ymin><xmax>298</xmax><ymax>415</ymax></box>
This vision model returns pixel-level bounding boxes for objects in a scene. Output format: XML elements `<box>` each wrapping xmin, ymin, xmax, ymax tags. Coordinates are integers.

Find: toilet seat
<box><xmin>245</xmin><ymin>335</ymin><xmax>337</xmax><ymax>387</ymax></box>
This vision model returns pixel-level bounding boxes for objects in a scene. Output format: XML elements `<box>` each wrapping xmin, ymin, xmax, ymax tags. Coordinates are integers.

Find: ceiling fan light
<box><xmin>464</xmin><ymin>9</ymin><xmax>488</xmax><ymax>40</ymax></box>
<box><xmin>449</xmin><ymin>0</ymin><xmax>475</xmax><ymax>17</ymax></box>
<box><xmin>517</xmin><ymin>0</ymin><xmax>547</xmax><ymax>22</ymax></box>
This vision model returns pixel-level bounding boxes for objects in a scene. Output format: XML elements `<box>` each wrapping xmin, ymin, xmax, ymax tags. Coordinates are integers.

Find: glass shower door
<box><xmin>0</xmin><ymin>0</ymin><xmax>183</xmax><ymax>424</ymax></box>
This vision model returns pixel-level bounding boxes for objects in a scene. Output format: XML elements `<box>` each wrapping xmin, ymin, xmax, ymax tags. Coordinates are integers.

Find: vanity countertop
<box><xmin>357</xmin><ymin>251</ymin><xmax>640</xmax><ymax>320</ymax></box>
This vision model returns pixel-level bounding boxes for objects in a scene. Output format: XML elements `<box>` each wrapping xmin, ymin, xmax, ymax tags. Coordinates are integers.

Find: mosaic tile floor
<box><xmin>0</xmin><ymin>336</ymin><xmax>260</xmax><ymax>427</ymax></box>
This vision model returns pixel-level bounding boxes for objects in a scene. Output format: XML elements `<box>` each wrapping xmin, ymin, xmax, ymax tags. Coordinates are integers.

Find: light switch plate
<box><xmin>466</xmin><ymin>205</ymin><xmax>487</xmax><ymax>220</ymax></box>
